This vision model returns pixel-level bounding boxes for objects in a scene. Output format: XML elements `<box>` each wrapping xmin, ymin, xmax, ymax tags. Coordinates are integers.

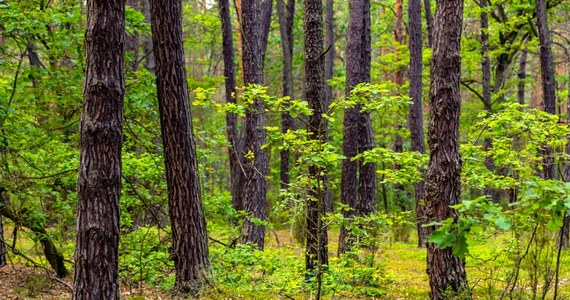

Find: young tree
<box><xmin>304</xmin><ymin>0</ymin><xmax>329</xmax><ymax>280</ymax></box>
<box><xmin>339</xmin><ymin>0</ymin><xmax>375</xmax><ymax>254</ymax></box>
<box><xmin>74</xmin><ymin>0</ymin><xmax>125</xmax><ymax>297</ymax></box>
<box><xmin>276</xmin><ymin>0</ymin><xmax>296</xmax><ymax>194</ymax></box>
<box><xmin>425</xmin><ymin>0</ymin><xmax>469</xmax><ymax>298</ymax></box>
<box><xmin>150</xmin><ymin>0</ymin><xmax>212</xmax><ymax>293</ymax></box>
<box><xmin>407</xmin><ymin>0</ymin><xmax>428</xmax><ymax>248</ymax></box>
<box><xmin>239</xmin><ymin>0</ymin><xmax>269</xmax><ymax>249</ymax></box>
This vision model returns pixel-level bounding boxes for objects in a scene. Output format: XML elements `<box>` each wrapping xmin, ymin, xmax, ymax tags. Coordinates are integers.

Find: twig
<box><xmin>208</xmin><ymin>236</ymin><xmax>227</xmax><ymax>247</ymax></box>
<box><xmin>554</xmin><ymin>210</ymin><xmax>566</xmax><ymax>300</ymax></box>
<box><xmin>48</xmin><ymin>272</ymin><xmax>73</xmax><ymax>291</ymax></box>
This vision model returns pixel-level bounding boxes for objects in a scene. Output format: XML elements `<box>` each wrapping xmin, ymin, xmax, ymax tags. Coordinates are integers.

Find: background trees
<box><xmin>1</xmin><ymin>0</ymin><xmax>570</xmax><ymax>298</ymax></box>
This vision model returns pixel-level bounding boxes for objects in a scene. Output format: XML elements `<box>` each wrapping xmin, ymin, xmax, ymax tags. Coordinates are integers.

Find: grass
<box><xmin>3</xmin><ymin>219</ymin><xmax>570</xmax><ymax>299</ymax></box>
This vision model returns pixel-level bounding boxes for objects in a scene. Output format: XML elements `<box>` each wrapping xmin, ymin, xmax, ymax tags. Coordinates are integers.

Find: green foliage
<box><xmin>119</xmin><ymin>227</ymin><xmax>173</xmax><ymax>289</ymax></box>
<box><xmin>430</xmin><ymin>103</ymin><xmax>570</xmax><ymax>260</ymax></box>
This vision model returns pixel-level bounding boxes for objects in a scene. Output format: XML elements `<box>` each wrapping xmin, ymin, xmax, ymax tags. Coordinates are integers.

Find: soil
<box><xmin>0</xmin><ymin>264</ymin><xmax>169</xmax><ymax>300</ymax></box>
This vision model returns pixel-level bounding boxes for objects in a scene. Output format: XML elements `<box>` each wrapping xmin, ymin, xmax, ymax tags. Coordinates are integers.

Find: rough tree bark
<box><xmin>425</xmin><ymin>0</ymin><xmax>469</xmax><ymax>299</ymax></box>
<box><xmin>239</xmin><ymin>0</ymin><xmax>269</xmax><ymax>249</ymax></box>
<box><xmin>536</xmin><ymin>0</ymin><xmax>556</xmax><ymax>180</ymax></box>
<box><xmin>304</xmin><ymin>0</ymin><xmax>329</xmax><ymax>277</ymax></box>
<box><xmin>407</xmin><ymin>0</ymin><xmax>428</xmax><ymax>248</ymax></box>
<box><xmin>150</xmin><ymin>0</ymin><xmax>212</xmax><ymax>293</ymax></box>
<box><xmin>218</xmin><ymin>0</ymin><xmax>242</xmax><ymax>211</ymax></box>
<box><xmin>339</xmin><ymin>0</ymin><xmax>375</xmax><ymax>255</ymax></box>
<box><xmin>276</xmin><ymin>0</ymin><xmax>296</xmax><ymax>193</ymax></box>
<box><xmin>74</xmin><ymin>0</ymin><xmax>125</xmax><ymax>297</ymax></box>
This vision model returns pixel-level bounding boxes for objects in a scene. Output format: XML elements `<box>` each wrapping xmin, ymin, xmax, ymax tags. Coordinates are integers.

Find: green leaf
<box><xmin>452</xmin><ymin>234</ymin><xmax>469</xmax><ymax>259</ymax></box>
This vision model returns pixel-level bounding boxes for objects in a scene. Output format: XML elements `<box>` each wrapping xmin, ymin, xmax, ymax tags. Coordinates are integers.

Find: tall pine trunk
<box><xmin>126</xmin><ymin>0</ymin><xmax>139</xmax><ymax>71</ymax></box>
<box><xmin>239</xmin><ymin>0</ymin><xmax>269</xmax><ymax>249</ymax></box>
<box><xmin>141</xmin><ymin>0</ymin><xmax>155</xmax><ymax>73</ymax></box>
<box><xmin>425</xmin><ymin>0</ymin><xmax>469</xmax><ymax>298</ymax></box>
<box><xmin>423</xmin><ymin>0</ymin><xmax>433</xmax><ymax>47</ymax></box>
<box><xmin>339</xmin><ymin>0</ymin><xmax>375</xmax><ymax>255</ymax></box>
<box><xmin>304</xmin><ymin>0</ymin><xmax>329</xmax><ymax>280</ymax></box>
<box><xmin>325</xmin><ymin>0</ymin><xmax>335</xmax><ymax>107</ymax></box>
<box><xmin>276</xmin><ymin>0</ymin><xmax>295</xmax><ymax>194</ymax></box>
<box><xmin>480</xmin><ymin>0</ymin><xmax>498</xmax><ymax>202</ymax></box>
<box><xmin>407</xmin><ymin>0</ymin><xmax>428</xmax><ymax>248</ymax></box>
<box><xmin>536</xmin><ymin>0</ymin><xmax>556</xmax><ymax>180</ymax></box>
<box><xmin>74</xmin><ymin>0</ymin><xmax>125</xmax><ymax>297</ymax></box>
<box><xmin>217</xmin><ymin>0</ymin><xmax>242</xmax><ymax>212</ymax></box>
<box><xmin>150</xmin><ymin>0</ymin><xmax>212</xmax><ymax>293</ymax></box>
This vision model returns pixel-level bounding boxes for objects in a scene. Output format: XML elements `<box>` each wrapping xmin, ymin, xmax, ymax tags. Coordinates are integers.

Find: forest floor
<box><xmin>1</xmin><ymin>228</ymin><xmax>570</xmax><ymax>299</ymax></box>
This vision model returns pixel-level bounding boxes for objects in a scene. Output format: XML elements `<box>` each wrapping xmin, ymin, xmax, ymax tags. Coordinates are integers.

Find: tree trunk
<box><xmin>517</xmin><ymin>48</ymin><xmax>528</xmax><ymax>106</ymax></box>
<box><xmin>150</xmin><ymin>0</ymin><xmax>212</xmax><ymax>293</ymax></box>
<box><xmin>239</xmin><ymin>0</ymin><xmax>269</xmax><ymax>249</ymax></box>
<box><xmin>27</xmin><ymin>44</ymin><xmax>42</xmax><ymax>87</ymax></box>
<box><xmin>304</xmin><ymin>0</ymin><xmax>329</xmax><ymax>277</ymax></box>
<box><xmin>126</xmin><ymin>0</ymin><xmax>139</xmax><ymax>71</ymax></box>
<box><xmin>218</xmin><ymin>0</ymin><xmax>242</xmax><ymax>212</ymax></box>
<box><xmin>480</xmin><ymin>0</ymin><xmax>498</xmax><ymax>202</ymax></box>
<box><xmin>141</xmin><ymin>0</ymin><xmax>155</xmax><ymax>73</ymax></box>
<box><xmin>277</xmin><ymin>0</ymin><xmax>296</xmax><ymax>194</ymax></box>
<box><xmin>0</xmin><ymin>213</ymin><xmax>4</xmax><ymax>268</ymax></box>
<box><xmin>325</xmin><ymin>0</ymin><xmax>335</xmax><ymax>107</ymax></box>
<box><xmin>260</xmin><ymin>0</ymin><xmax>273</xmax><ymax>65</ymax></box>
<box><xmin>536</xmin><ymin>0</ymin><xmax>556</xmax><ymax>180</ymax></box>
<box><xmin>562</xmin><ymin>68</ymin><xmax>570</xmax><ymax>248</ymax></box>
<box><xmin>407</xmin><ymin>0</ymin><xmax>428</xmax><ymax>248</ymax></box>
<box><xmin>511</xmin><ymin>47</ymin><xmax>528</xmax><ymax>202</ymax></box>
<box><xmin>393</xmin><ymin>0</ymin><xmax>406</xmax><ymax>212</ymax></box>
<box><xmin>339</xmin><ymin>0</ymin><xmax>375</xmax><ymax>255</ymax></box>
<box><xmin>425</xmin><ymin>0</ymin><xmax>469</xmax><ymax>299</ymax></box>
<box><xmin>323</xmin><ymin>0</ymin><xmax>335</xmax><ymax>213</ymax></box>
<box><xmin>423</xmin><ymin>0</ymin><xmax>433</xmax><ymax>47</ymax></box>
<box><xmin>74</xmin><ymin>0</ymin><xmax>125</xmax><ymax>297</ymax></box>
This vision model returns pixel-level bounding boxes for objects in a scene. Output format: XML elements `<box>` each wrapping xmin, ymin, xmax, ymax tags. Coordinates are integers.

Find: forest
<box><xmin>1</xmin><ymin>0</ymin><xmax>570</xmax><ymax>298</ymax></box>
